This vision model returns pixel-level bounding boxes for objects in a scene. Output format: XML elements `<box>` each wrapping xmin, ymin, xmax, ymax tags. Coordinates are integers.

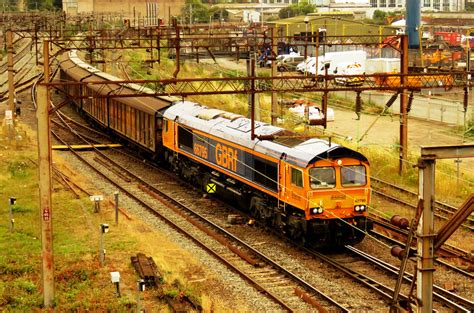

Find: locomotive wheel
<box><xmin>250</xmin><ymin>203</ymin><xmax>260</xmax><ymax>220</ymax></box>
<box><xmin>201</xmin><ymin>173</ymin><xmax>212</xmax><ymax>194</ymax></box>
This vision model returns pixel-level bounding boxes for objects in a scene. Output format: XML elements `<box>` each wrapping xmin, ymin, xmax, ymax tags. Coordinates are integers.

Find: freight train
<box><xmin>59</xmin><ymin>50</ymin><xmax>372</xmax><ymax>247</ymax></box>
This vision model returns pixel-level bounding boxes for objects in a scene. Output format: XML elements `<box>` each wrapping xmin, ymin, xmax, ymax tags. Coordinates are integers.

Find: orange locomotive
<box><xmin>162</xmin><ymin>102</ymin><xmax>372</xmax><ymax>247</ymax></box>
<box><xmin>60</xmin><ymin>51</ymin><xmax>372</xmax><ymax>247</ymax></box>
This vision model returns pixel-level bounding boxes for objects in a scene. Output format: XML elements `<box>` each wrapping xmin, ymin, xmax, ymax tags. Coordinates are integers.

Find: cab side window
<box><xmin>291</xmin><ymin>167</ymin><xmax>303</xmax><ymax>187</ymax></box>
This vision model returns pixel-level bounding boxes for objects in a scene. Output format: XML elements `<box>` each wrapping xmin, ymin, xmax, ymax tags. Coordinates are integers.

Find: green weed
<box><xmin>7</xmin><ymin>160</ymin><xmax>31</xmax><ymax>178</ymax></box>
<box><xmin>0</xmin><ymin>260</ymin><xmax>35</xmax><ymax>276</ymax></box>
<box><xmin>14</xmin><ymin>279</ymin><xmax>37</xmax><ymax>294</ymax></box>
<box><xmin>11</xmin><ymin>205</ymin><xmax>32</xmax><ymax>214</ymax></box>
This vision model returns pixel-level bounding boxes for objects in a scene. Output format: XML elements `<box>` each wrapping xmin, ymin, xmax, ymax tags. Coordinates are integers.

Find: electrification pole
<box><xmin>270</xmin><ymin>27</ymin><xmax>278</xmax><ymax>126</ymax></box>
<box><xmin>37</xmin><ymin>39</ymin><xmax>54</xmax><ymax>307</ymax></box>
<box><xmin>7</xmin><ymin>29</ymin><xmax>15</xmax><ymax>114</ymax></box>
<box><xmin>399</xmin><ymin>35</ymin><xmax>409</xmax><ymax>175</ymax></box>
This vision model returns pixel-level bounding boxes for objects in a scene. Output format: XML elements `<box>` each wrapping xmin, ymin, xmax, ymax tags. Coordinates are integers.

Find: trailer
<box><xmin>366</xmin><ymin>58</ymin><xmax>400</xmax><ymax>74</ymax></box>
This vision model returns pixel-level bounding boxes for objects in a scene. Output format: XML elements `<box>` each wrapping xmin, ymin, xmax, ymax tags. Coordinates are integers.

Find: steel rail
<box><xmin>345</xmin><ymin>246</ymin><xmax>474</xmax><ymax>312</ymax></box>
<box><xmin>369</xmin><ymin>228</ymin><xmax>474</xmax><ymax>279</ymax></box>
<box><xmin>48</xmin><ymin>103</ymin><xmax>349</xmax><ymax>311</ymax></box>
<box><xmin>302</xmin><ymin>246</ymin><xmax>411</xmax><ymax>305</ymax></box>
<box><xmin>371</xmin><ymin>178</ymin><xmax>474</xmax><ymax>231</ymax></box>
<box><xmin>49</xmin><ymin>128</ymin><xmax>295</xmax><ymax>312</ymax></box>
<box><xmin>372</xmin><ymin>176</ymin><xmax>472</xmax><ymax>219</ymax></box>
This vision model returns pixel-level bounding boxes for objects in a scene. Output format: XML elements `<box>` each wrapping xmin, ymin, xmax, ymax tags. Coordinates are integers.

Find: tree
<box><xmin>181</xmin><ymin>0</ymin><xmax>211</xmax><ymax>24</ymax></box>
<box><xmin>209</xmin><ymin>7</ymin><xmax>228</xmax><ymax>22</ymax></box>
<box><xmin>25</xmin><ymin>0</ymin><xmax>57</xmax><ymax>11</ymax></box>
<box><xmin>278</xmin><ymin>1</ymin><xmax>316</xmax><ymax>19</ymax></box>
<box><xmin>372</xmin><ymin>10</ymin><xmax>386</xmax><ymax>24</ymax></box>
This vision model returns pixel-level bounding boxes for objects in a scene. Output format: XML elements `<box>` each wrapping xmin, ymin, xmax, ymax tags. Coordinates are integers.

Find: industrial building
<box><xmin>61</xmin><ymin>0</ymin><xmax>185</xmax><ymax>23</ymax></box>
<box><xmin>258</xmin><ymin>0</ymin><xmax>466</xmax><ymax>13</ymax></box>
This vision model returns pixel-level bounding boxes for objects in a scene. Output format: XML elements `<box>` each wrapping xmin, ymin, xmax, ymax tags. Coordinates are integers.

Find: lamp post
<box><xmin>110</xmin><ymin>271</ymin><xmax>121</xmax><ymax>297</ymax></box>
<box><xmin>9</xmin><ymin>196</ymin><xmax>16</xmax><ymax>232</ymax></box>
<box><xmin>304</xmin><ymin>16</ymin><xmax>309</xmax><ymax>74</ymax></box>
<box><xmin>99</xmin><ymin>223</ymin><xmax>109</xmax><ymax>266</ymax></box>
<box><xmin>137</xmin><ymin>279</ymin><xmax>146</xmax><ymax>313</ymax></box>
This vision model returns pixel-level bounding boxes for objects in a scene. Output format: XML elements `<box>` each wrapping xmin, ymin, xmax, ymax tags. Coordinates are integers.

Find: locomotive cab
<box><xmin>279</xmin><ymin>147</ymin><xmax>372</xmax><ymax>247</ymax></box>
<box><xmin>307</xmin><ymin>159</ymin><xmax>370</xmax><ymax>220</ymax></box>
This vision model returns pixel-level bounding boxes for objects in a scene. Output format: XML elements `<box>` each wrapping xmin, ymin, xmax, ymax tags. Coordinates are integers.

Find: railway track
<box><xmin>48</xmin><ymin>94</ymin><xmax>474</xmax><ymax>311</ymax></box>
<box><xmin>0</xmin><ymin>35</ymin><xmax>43</xmax><ymax>102</ymax></box>
<box><xmin>370</xmin><ymin>216</ymin><xmax>474</xmax><ymax>279</ymax></box>
<box><xmin>344</xmin><ymin>246</ymin><xmax>474</xmax><ymax>312</ymax></box>
<box><xmin>42</xmin><ymin>51</ymin><xmax>474</xmax><ymax>310</ymax></box>
<box><xmin>48</xmin><ymin>112</ymin><xmax>350</xmax><ymax>311</ymax></box>
<box><xmin>371</xmin><ymin>177</ymin><xmax>474</xmax><ymax>231</ymax></box>
<box><xmin>62</xmin><ymin>126</ymin><xmax>473</xmax><ymax>311</ymax></box>
<box><xmin>248</xmin><ymin>217</ymin><xmax>474</xmax><ymax>311</ymax></box>
<box><xmin>307</xmin><ymin>245</ymin><xmax>473</xmax><ymax>312</ymax></box>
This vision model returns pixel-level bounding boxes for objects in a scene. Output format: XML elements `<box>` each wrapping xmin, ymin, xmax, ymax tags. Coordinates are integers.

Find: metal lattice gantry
<box><xmin>55</xmin><ymin>71</ymin><xmax>469</xmax><ymax>97</ymax></box>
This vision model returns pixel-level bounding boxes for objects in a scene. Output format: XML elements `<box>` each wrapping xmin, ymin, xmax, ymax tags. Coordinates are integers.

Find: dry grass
<box><xmin>0</xmin><ymin>117</ymin><xmax>258</xmax><ymax>311</ymax></box>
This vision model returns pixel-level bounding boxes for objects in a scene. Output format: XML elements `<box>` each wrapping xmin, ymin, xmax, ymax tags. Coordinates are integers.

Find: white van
<box><xmin>288</xmin><ymin>104</ymin><xmax>335</xmax><ymax>122</ymax></box>
<box><xmin>296</xmin><ymin>57</ymin><xmax>316</xmax><ymax>73</ymax></box>
<box><xmin>307</xmin><ymin>57</ymin><xmax>326</xmax><ymax>76</ymax></box>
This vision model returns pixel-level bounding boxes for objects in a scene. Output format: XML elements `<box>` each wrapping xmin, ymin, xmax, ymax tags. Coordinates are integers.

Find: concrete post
<box><xmin>99</xmin><ymin>226</ymin><xmax>105</xmax><ymax>266</ymax></box>
<box><xmin>7</xmin><ymin>30</ymin><xmax>15</xmax><ymax>115</ymax></box>
<box><xmin>37</xmin><ymin>40</ymin><xmax>54</xmax><ymax>307</ymax></box>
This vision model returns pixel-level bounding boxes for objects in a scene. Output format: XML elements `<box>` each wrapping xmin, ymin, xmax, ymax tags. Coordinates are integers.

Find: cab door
<box><xmin>284</xmin><ymin>165</ymin><xmax>307</xmax><ymax>210</ymax></box>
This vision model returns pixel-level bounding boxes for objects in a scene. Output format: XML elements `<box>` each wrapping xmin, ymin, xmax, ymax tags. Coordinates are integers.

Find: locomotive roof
<box><xmin>164</xmin><ymin>101</ymin><xmax>367</xmax><ymax>168</ymax></box>
<box><xmin>59</xmin><ymin>51</ymin><xmax>176</xmax><ymax>114</ymax></box>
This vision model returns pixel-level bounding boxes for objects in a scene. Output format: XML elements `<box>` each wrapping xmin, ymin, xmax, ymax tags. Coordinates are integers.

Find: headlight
<box><xmin>311</xmin><ymin>207</ymin><xmax>324</xmax><ymax>214</ymax></box>
<box><xmin>354</xmin><ymin>205</ymin><xmax>366</xmax><ymax>212</ymax></box>
<box><xmin>318</xmin><ymin>207</ymin><xmax>324</xmax><ymax>214</ymax></box>
<box><xmin>355</xmin><ymin>205</ymin><xmax>360</xmax><ymax>212</ymax></box>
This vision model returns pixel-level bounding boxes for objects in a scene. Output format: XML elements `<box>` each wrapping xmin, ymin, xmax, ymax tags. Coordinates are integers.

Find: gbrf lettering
<box><xmin>215</xmin><ymin>143</ymin><xmax>237</xmax><ymax>172</ymax></box>
<box><xmin>193</xmin><ymin>142</ymin><xmax>208</xmax><ymax>159</ymax></box>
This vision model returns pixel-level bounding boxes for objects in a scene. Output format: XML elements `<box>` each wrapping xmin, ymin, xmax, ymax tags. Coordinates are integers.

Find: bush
<box><xmin>466</xmin><ymin>119</ymin><xmax>474</xmax><ymax>138</ymax></box>
<box><xmin>7</xmin><ymin>161</ymin><xmax>31</xmax><ymax>178</ymax></box>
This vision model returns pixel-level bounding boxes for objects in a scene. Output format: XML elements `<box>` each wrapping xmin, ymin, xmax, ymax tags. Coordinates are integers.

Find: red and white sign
<box><xmin>42</xmin><ymin>208</ymin><xmax>50</xmax><ymax>221</ymax></box>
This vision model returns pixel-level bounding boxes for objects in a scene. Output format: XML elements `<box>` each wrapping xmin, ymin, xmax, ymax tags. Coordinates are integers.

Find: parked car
<box><xmin>276</xmin><ymin>53</ymin><xmax>305</xmax><ymax>72</ymax></box>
